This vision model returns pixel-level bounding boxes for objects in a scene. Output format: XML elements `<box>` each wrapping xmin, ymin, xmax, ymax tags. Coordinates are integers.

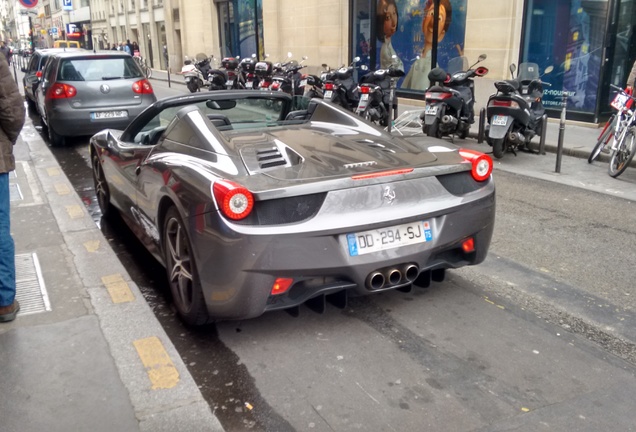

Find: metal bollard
<box><xmin>555</xmin><ymin>92</ymin><xmax>567</xmax><ymax>173</ymax></box>
<box><xmin>167</xmin><ymin>67</ymin><xmax>171</xmax><ymax>88</ymax></box>
<box><xmin>477</xmin><ymin>107</ymin><xmax>486</xmax><ymax>143</ymax></box>
<box><xmin>539</xmin><ymin>114</ymin><xmax>548</xmax><ymax>155</ymax></box>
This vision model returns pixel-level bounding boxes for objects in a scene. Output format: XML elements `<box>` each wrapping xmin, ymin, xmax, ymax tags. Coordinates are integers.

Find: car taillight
<box><xmin>271</xmin><ymin>278</ymin><xmax>294</xmax><ymax>295</ymax></box>
<box><xmin>324</xmin><ymin>82</ymin><xmax>335</xmax><ymax>91</ymax></box>
<box><xmin>458</xmin><ymin>148</ymin><xmax>493</xmax><ymax>182</ymax></box>
<box><xmin>425</xmin><ymin>92</ymin><xmax>452</xmax><ymax>100</ymax></box>
<box><xmin>132</xmin><ymin>79</ymin><xmax>153</xmax><ymax>94</ymax></box>
<box><xmin>47</xmin><ymin>83</ymin><xmax>77</xmax><ymax>99</ymax></box>
<box><xmin>359</xmin><ymin>85</ymin><xmax>371</xmax><ymax>94</ymax></box>
<box><xmin>212</xmin><ymin>180</ymin><xmax>254</xmax><ymax>220</ymax></box>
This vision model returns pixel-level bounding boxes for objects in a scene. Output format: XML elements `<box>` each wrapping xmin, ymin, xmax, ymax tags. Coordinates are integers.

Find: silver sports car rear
<box><xmin>90</xmin><ymin>92</ymin><xmax>495</xmax><ymax>324</ymax></box>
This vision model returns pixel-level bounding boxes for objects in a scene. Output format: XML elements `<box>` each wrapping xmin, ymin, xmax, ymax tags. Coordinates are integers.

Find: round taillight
<box><xmin>212</xmin><ymin>180</ymin><xmax>254</xmax><ymax>220</ymax></box>
<box><xmin>459</xmin><ymin>149</ymin><xmax>493</xmax><ymax>182</ymax></box>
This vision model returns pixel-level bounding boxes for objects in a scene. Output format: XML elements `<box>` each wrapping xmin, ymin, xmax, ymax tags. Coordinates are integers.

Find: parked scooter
<box><xmin>270</xmin><ymin>54</ymin><xmax>308</xmax><ymax>97</ymax></box>
<box><xmin>180</xmin><ymin>55</ymin><xmax>211</xmax><ymax>93</ymax></box>
<box><xmin>356</xmin><ymin>58</ymin><xmax>405</xmax><ymax>126</ymax></box>
<box><xmin>421</xmin><ymin>54</ymin><xmax>488</xmax><ymax>139</ymax></box>
<box><xmin>485</xmin><ymin>62</ymin><xmax>553</xmax><ymax>158</ymax></box>
<box><xmin>323</xmin><ymin>57</ymin><xmax>362</xmax><ymax>111</ymax></box>
<box><xmin>221</xmin><ymin>57</ymin><xmax>242</xmax><ymax>89</ymax></box>
<box><xmin>239</xmin><ymin>55</ymin><xmax>259</xmax><ymax>89</ymax></box>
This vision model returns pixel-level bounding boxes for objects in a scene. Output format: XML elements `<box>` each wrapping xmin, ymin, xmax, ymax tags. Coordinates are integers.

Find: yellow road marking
<box><xmin>66</xmin><ymin>205</ymin><xmax>84</xmax><ymax>219</ymax></box>
<box><xmin>83</xmin><ymin>240</ymin><xmax>101</xmax><ymax>253</ymax></box>
<box><xmin>47</xmin><ymin>167</ymin><xmax>61</xmax><ymax>177</ymax></box>
<box><xmin>133</xmin><ymin>337</ymin><xmax>180</xmax><ymax>389</ymax></box>
<box><xmin>54</xmin><ymin>183</ymin><xmax>71</xmax><ymax>195</ymax></box>
<box><xmin>101</xmin><ymin>274</ymin><xmax>135</xmax><ymax>303</ymax></box>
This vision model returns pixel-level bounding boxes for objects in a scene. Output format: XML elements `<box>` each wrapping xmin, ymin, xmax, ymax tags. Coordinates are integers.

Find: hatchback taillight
<box><xmin>47</xmin><ymin>83</ymin><xmax>77</xmax><ymax>99</ymax></box>
<box><xmin>212</xmin><ymin>180</ymin><xmax>254</xmax><ymax>220</ymax></box>
<box><xmin>132</xmin><ymin>79</ymin><xmax>154</xmax><ymax>94</ymax></box>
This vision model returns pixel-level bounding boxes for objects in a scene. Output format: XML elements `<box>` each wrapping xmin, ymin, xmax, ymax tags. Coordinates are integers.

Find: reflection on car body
<box><xmin>89</xmin><ymin>91</ymin><xmax>496</xmax><ymax>325</ymax></box>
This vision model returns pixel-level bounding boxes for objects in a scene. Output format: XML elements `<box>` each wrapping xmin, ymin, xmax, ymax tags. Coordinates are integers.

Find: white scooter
<box><xmin>180</xmin><ymin>57</ymin><xmax>207</xmax><ymax>93</ymax></box>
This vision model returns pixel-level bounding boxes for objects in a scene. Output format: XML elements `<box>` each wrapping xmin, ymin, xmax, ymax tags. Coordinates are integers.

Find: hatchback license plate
<box><xmin>492</xmin><ymin>115</ymin><xmax>507</xmax><ymax>126</ymax></box>
<box><xmin>91</xmin><ymin>110</ymin><xmax>128</xmax><ymax>120</ymax></box>
<box><xmin>346</xmin><ymin>221</ymin><xmax>433</xmax><ymax>256</ymax></box>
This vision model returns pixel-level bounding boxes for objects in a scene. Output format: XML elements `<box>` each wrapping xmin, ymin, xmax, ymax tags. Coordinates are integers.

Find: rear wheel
<box><xmin>47</xmin><ymin>123</ymin><xmax>65</xmax><ymax>147</ymax></box>
<box><xmin>492</xmin><ymin>138</ymin><xmax>505</xmax><ymax>159</ymax></box>
<box><xmin>187</xmin><ymin>80</ymin><xmax>199</xmax><ymax>93</ymax></box>
<box><xmin>425</xmin><ymin>120</ymin><xmax>442</xmax><ymax>138</ymax></box>
<box><xmin>163</xmin><ymin>206</ymin><xmax>209</xmax><ymax>326</ymax></box>
<box><xmin>588</xmin><ymin>114</ymin><xmax>616</xmax><ymax>163</ymax></box>
<box><xmin>92</xmin><ymin>153</ymin><xmax>113</xmax><ymax>218</ymax></box>
<box><xmin>608</xmin><ymin>127</ymin><xmax>636</xmax><ymax>178</ymax></box>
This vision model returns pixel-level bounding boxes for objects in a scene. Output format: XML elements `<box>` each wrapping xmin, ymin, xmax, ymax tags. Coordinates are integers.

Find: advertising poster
<box><xmin>375</xmin><ymin>0</ymin><xmax>467</xmax><ymax>92</ymax></box>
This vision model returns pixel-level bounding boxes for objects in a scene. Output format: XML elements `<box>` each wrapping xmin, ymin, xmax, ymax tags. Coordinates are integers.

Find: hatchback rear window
<box><xmin>57</xmin><ymin>57</ymin><xmax>143</xmax><ymax>82</ymax></box>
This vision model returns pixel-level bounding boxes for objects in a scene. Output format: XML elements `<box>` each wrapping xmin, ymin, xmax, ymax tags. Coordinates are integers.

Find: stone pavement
<box><xmin>0</xmin><ymin>119</ymin><xmax>224</xmax><ymax>430</ymax></box>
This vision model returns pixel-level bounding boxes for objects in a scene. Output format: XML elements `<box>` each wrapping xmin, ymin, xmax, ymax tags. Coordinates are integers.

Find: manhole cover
<box><xmin>15</xmin><ymin>253</ymin><xmax>51</xmax><ymax>315</ymax></box>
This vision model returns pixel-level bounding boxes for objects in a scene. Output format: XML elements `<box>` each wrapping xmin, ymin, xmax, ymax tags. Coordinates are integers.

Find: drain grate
<box><xmin>15</xmin><ymin>253</ymin><xmax>51</xmax><ymax>315</ymax></box>
<box><xmin>9</xmin><ymin>183</ymin><xmax>22</xmax><ymax>201</ymax></box>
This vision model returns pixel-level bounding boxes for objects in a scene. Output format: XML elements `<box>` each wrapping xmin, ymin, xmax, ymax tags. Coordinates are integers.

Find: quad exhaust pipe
<box><xmin>366</xmin><ymin>263</ymin><xmax>420</xmax><ymax>290</ymax></box>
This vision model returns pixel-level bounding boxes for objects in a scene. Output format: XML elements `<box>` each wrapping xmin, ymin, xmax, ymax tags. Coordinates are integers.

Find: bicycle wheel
<box><xmin>608</xmin><ymin>127</ymin><xmax>636</xmax><ymax>178</ymax></box>
<box><xmin>588</xmin><ymin>114</ymin><xmax>616</xmax><ymax>163</ymax></box>
<box><xmin>144</xmin><ymin>64</ymin><xmax>152</xmax><ymax>78</ymax></box>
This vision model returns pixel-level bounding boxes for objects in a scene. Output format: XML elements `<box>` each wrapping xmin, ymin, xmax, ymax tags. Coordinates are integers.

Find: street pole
<box><xmin>28</xmin><ymin>15</ymin><xmax>34</xmax><ymax>49</ymax></box>
<box><xmin>431</xmin><ymin>0</ymin><xmax>440</xmax><ymax>68</ymax></box>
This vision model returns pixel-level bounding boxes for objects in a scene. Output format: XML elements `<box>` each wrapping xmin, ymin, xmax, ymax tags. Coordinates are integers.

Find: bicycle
<box><xmin>134</xmin><ymin>55</ymin><xmax>152</xmax><ymax>78</ymax></box>
<box><xmin>597</xmin><ymin>85</ymin><xmax>636</xmax><ymax>178</ymax></box>
<box><xmin>588</xmin><ymin>85</ymin><xmax>634</xmax><ymax>164</ymax></box>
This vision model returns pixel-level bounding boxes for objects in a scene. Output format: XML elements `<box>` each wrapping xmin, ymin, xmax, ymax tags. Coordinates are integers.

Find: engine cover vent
<box><xmin>257</xmin><ymin>147</ymin><xmax>287</xmax><ymax>169</ymax></box>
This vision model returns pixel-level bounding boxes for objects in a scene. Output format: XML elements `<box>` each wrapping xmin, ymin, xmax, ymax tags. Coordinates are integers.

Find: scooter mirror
<box><xmin>287</xmin><ymin>52</ymin><xmax>293</xmax><ymax>58</ymax></box>
<box><xmin>544</xmin><ymin>65</ymin><xmax>554</xmax><ymax>75</ymax></box>
<box><xmin>353</xmin><ymin>56</ymin><xmax>361</xmax><ymax>62</ymax></box>
<box><xmin>478</xmin><ymin>54</ymin><xmax>487</xmax><ymax>61</ymax></box>
<box><xmin>509</xmin><ymin>64</ymin><xmax>517</xmax><ymax>76</ymax></box>
<box><xmin>302</xmin><ymin>56</ymin><xmax>308</xmax><ymax>60</ymax></box>
<box><xmin>322</xmin><ymin>63</ymin><xmax>329</xmax><ymax>68</ymax></box>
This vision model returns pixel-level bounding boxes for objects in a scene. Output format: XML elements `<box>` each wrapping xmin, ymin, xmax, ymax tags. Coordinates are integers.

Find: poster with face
<box><xmin>376</xmin><ymin>0</ymin><xmax>467</xmax><ymax>91</ymax></box>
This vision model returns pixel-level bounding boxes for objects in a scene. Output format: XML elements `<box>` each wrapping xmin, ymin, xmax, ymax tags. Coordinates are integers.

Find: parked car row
<box><xmin>22</xmin><ymin>48</ymin><xmax>156</xmax><ymax>146</ymax></box>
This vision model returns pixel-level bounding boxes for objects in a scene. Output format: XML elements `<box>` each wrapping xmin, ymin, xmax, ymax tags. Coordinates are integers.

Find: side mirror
<box><xmin>478</xmin><ymin>54</ymin><xmax>487</xmax><ymax>62</ymax></box>
<box><xmin>353</xmin><ymin>56</ymin><xmax>361</xmax><ymax>62</ymax></box>
<box><xmin>544</xmin><ymin>65</ymin><xmax>554</xmax><ymax>75</ymax></box>
<box><xmin>509</xmin><ymin>63</ymin><xmax>517</xmax><ymax>77</ymax></box>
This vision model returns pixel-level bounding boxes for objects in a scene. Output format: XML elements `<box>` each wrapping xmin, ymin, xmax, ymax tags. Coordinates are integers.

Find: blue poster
<box><xmin>375</xmin><ymin>0</ymin><xmax>467</xmax><ymax>91</ymax></box>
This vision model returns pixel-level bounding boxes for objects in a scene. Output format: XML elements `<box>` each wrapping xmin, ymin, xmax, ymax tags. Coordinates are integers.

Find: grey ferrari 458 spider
<box><xmin>89</xmin><ymin>91</ymin><xmax>495</xmax><ymax>325</ymax></box>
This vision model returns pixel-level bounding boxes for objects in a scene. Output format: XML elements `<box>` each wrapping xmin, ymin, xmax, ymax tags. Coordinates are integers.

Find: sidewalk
<box><xmin>0</xmin><ymin>116</ymin><xmax>224</xmax><ymax>431</ymax></box>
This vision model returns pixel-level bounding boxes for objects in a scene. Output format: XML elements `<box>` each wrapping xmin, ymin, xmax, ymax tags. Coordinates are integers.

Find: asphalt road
<box><xmin>34</xmin><ymin>76</ymin><xmax>636</xmax><ymax>431</ymax></box>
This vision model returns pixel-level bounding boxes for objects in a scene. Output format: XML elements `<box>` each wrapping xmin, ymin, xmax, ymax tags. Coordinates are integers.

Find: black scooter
<box><xmin>356</xmin><ymin>63</ymin><xmax>405</xmax><ymax>126</ymax></box>
<box><xmin>422</xmin><ymin>54</ymin><xmax>488</xmax><ymax>139</ymax></box>
<box><xmin>323</xmin><ymin>56</ymin><xmax>361</xmax><ymax>111</ymax></box>
<box><xmin>485</xmin><ymin>63</ymin><xmax>553</xmax><ymax>158</ymax></box>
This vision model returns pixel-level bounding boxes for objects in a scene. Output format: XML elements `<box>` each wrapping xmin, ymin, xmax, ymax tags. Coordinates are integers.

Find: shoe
<box><xmin>0</xmin><ymin>300</ymin><xmax>20</xmax><ymax>323</ymax></box>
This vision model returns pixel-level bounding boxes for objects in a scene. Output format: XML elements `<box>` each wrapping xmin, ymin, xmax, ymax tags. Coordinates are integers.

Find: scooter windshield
<box><xmin>447</xmin><ymin>56</ymin><xmax>469</xmax><ymax>74</ymax></box>
<box><xmin>517</xmin><ymin>63</ymin><xmax>541</xmax><ymax>81</ymax></box>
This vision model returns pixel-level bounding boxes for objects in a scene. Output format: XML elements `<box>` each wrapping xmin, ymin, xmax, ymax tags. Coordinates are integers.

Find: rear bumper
<box><xmin>47</xmin><ymin>102</ymin><xmax>155</xmax><ymax>137</ymax></box>
<box><xmin>191</xmin><ymin>186</ymin><xmax>496</xmax><ymax>321</ymax></box>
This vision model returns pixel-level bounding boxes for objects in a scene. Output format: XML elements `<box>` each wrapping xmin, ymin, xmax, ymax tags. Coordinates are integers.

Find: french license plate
<box><xmin>425</xmin><ymin>105</ymin><xmax>437</xmax><ymax>115</ymax></box>
<box><xmin>492</xmin><ymin>115</ymin><xmax>508</xmax><ymax>126</ymax></box>
<box><xmin>299</xmin><ymin>79</ymin><xmax>307</xmax><ymax>87</ymax></box>
<box><xmin>226</xmin><ymin>80</ymin><xmax>234</xmax><ymax>87</ymax></box>
<box><xmin>91</xmin><ymin>110</ymin><xmax>128</xmax><ymax>120</ymax></box>
<box><xmin>245</xmin><ymin>81</ymin><xmax>253</xmax><ymax>89</ymax></box>
<box><xmin>611</xmin><ymin>93</ymin><xmax>629</xmax><ymax>111</ymax></box>
<box><xmin>324</xmin><ymin>90</ymin><xmax>333</xmax><ymax>99</ymax></box>
<box><xmin>360</xmin><ymin>94</ymin><xmax>369</xmax><ymax>101</ymax></box>
<box><xmin>346</xmin><ymin>221</ymin><xmax>433</xmax><ymax>256</ymax></box>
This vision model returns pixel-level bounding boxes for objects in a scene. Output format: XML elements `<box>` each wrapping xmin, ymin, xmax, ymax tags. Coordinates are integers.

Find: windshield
<box><xmin>447</xmin><ymin>56</ymin><xmax>469</xmax><ymax>75</ymax></box>
<box><xmin>517</xmin><ymin>63</ymin><xmax>541</xmax><ymax>81</ymax></box>
<box><xmin>58</xmin><ymin>57</ymin><xmax>143</xmax><ymax>81</ymax></box>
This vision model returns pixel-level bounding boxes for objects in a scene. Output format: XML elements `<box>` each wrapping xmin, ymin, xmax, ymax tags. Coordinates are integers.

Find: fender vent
<box><xmin>256</xmin><ymin>147</ymin><xmax>287</xmax><ymax>169</ymax></box>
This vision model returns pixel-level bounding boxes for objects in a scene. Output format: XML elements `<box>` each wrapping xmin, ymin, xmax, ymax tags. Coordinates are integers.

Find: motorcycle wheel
<box><xmin>492</xmin><ymin>138</ymin><xmax>505</xmax><ymax>159</ymax></box>
<box><xmin>187</xmin><ymin>81</ymin><xmax>199</xmax><ymax>93</ymax></box>
<box><xmin>458</xmin><ymin>127</ymin><xmax>469</xmax><ymax>140</ymax></box>
<box><xmin>425</xmin><ymin>120</ymin><xmax>442</xmax><ymax>138</ymax></box>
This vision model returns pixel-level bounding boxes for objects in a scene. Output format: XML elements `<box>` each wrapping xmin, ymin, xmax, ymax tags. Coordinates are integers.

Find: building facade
<box><xmin>3</xmin><ymin>0</ymin><xmax>635</xmax><ymax>124</ymax></box>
